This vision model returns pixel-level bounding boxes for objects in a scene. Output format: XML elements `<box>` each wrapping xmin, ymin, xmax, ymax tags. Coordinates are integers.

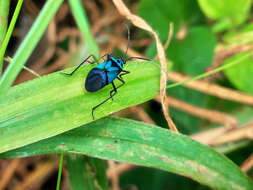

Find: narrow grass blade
<box><xmin>0</xmin><ymin>0</ymin><xmax>20</xmax><ymax>76</ymax></box>
<box><xmin>0</xmin><ymin>0</ymin><xmax>10</xmax><ymax>48</ymax></box>
<box><xmin>0</xmin><ymin>0</ymin><xmax>64</xmax><ymax>92</ymax></box>
<box><xmin>56</xmin><ymin>153</ymin><xmax>64</xmax><ymax>190</ymax></box>
<box><xmin>68</xmin><ymin>0</ymin><xmax>99</xmax><ymax>57</ymax></box>
<box><xmin>1</xmin><ymin>117</ymin><xmax>252</xmax><ymax>190</ymax></box>
<box><xmin>0</xmin><ymin>61</ymin><xmax>160</xmax><ymax>153</ymax></box>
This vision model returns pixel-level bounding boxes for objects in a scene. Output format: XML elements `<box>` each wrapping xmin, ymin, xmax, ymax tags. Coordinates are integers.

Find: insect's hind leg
<box><xmin>92</xmin><ymin>82</ymin><xmax>117</xmax><ymax>120</ymax></box>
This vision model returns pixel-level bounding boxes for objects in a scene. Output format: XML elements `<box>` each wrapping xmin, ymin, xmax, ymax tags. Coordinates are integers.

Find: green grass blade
<box><xmin>0</xmin><ymin>61</ymin><xmax>160</xmax><ymax>153</ymax></box>
<box><xmin>56</xmin><ymin>153</ymin><xmax>64</xmax><ymax>190</ymax></box>
<box><xmin>0</xmin><ymin>0</ymin><xmax>10</xmax><ymax>48</ymax></box>
<box><xmin>0</xmin><ymin>0</ymin><xmax>20</xmax><ymax>76</ymax></box>
<box><xmin>1</xmin><ymin>117</ymin><xmax>252</xmax><ymax>190</ymax></box>
<box><xmin>68</xmin><ymin>0</ymin><xmax>99</xmax><ymax>57</ymax></box>
<box><xmin>66</xmin><ymin>155</ymin><xmax>109</xmax><ymax>190</ymax></box>
<box><xmin>0</xmin><ymin>0</ymin><xmax>64</xmax><ymax>93</ymax></box>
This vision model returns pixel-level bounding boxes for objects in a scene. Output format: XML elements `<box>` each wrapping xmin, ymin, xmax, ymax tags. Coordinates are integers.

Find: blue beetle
<box><xmin>61</xmin><ymin>27</ymin><xmax>150</xmax><ymax>119</ymax></box>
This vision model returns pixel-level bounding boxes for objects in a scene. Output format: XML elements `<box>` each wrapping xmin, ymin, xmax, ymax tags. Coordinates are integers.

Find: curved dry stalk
<box><xmin>112</xmin><ymin>0</ymin><xmax>178</xmax><ymax>132</ymax></box>
<box><xmin>240</xmin><ymin>153</ymin><xmax>253</xmax><ymax>173</ymax></box>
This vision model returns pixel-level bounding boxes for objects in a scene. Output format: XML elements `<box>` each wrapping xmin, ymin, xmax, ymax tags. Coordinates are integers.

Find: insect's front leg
<box><xmin>119</xmin><ymin>70</ymin><xmax>130</xmax><ymax>79</ymax></box>
<box><xmin>61</xmin><ymin>55</ymin><xmax>95</xmax><ymax>76</ymax></box>
<box><xmin>109</xmin><ymin>72</ymin><xmax>129</xmax><ymax>100</ymax></box>
<box><xmin>61</xmin><ymin>54</ymin><xmax>113</xmax><ymax>76</ymax></box>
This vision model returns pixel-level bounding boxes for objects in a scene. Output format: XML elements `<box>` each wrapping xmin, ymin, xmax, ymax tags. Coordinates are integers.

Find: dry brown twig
<box><xmin>209</xmin><ymin>122</ymin><xmax>253</xmax><ymax>145</ymax></box>
<box><xmin>15</xmin><ymin>18</ymin><xmax>57</xmax><ymax>83</ymax></box>
<box><xmin>112</xmin><ymin>0</ymin><xmax>178</xmax><ymax>132</ymax></box>
<box><xmin>154</xmin><ymin>95</ymin><xmax>238</xmax><ymax>128</ymax></box>
<box><xmin>154</xmin><ymin>24</ymin><xmax>174</xmax><ymax>60</ymax></box>
<box><xmin>107</xmin><ymin>162</ymin><xmax>136</xmax><ymax>179</ymax></box>
<box><xmin>213</xmin><ymin>44</ymin><xmax>253</xmax><ymax>68</ymax></box>
<box><xmin>191</xmin><ymin>122</ymin><xmax>253</xmax><ymax>145</ymax></box>
<box><xmin>168</xmin><ymin>71</ymin><xmax>253</xmax><ymax>106</ymax></box>
<box><xmin>108</xmin><ymin>160</ymin><xmax>120</xmax><ymax>190</ymax></box>
<box><xmin>240</xmin><ymin>153</ymin><xmax>253</xmax><ymax>173</ymax></box>
<box><xmin>129</xmin><ymin>106</ymin><xmax>156</xmax><ymax>125</ymax></box>
<box><xmin>13</xmin><ymin>162</ymin><xmax>57</xmax><ymax>190</ymax></box>
<box><xmin>0</xmin><ymin>159</ymin><xmax>21</xmax><ymax>190</ymax></box>
<box><xmin>40</xmin><ymin>48</ymin><xmax>70</xmax><ymax>75</ymax></box>
<box><xmin>56</xmin><ymin>3</ymin><xmax>69</xmax><ymax>22</ymax></box>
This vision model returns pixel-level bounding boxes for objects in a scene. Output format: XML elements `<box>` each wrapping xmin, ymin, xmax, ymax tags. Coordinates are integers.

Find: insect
<box><xmin>61</xmin><ymin>26</ymin><xmax>150</xmax><ymax>120</ymax></box>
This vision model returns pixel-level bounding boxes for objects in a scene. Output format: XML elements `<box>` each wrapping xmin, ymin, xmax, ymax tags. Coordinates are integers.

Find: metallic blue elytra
<box><xmin>61</xmin><ymin>26</ymin><xmax>150</xmax><ymax>120</ymax></box>
<box><xmin>85</xmin><ymin>57</ymin><xmax>124</xmax><ymax>92</ymax></box>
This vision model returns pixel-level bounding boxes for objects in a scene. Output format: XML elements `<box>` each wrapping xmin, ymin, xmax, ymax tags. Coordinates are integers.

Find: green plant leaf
<box><xmin>198</xmin><ymin>0</ymin><xmax>251</xmax><ymax>32</ymax></box>
<box><xmin>224</xmin><ymin>51</ymin><xmax>253</xmax><ymax>95</ymax></box>
<box><xmin>0</xmin><ymin>0</ymin><xmax>64</xmax><ymax>92</ymax></box>
<box><xmin>0</xmin><ymin>61</ymin><xmax>161</xmax><ymax>153</ymax></box>
<box><xmin>66</xmin><ymin>155</ymin><xmax>109</xmax><ymax>190</ymax></box>
<box><xmin>138</xmin><ymin>0</ymin><xmax>203</xmax><ymax>41</ymax></box>
<box><xmin>1</xmin><ymin>117</ymin><xmax>252</xmax><ymax>190</ymax></box>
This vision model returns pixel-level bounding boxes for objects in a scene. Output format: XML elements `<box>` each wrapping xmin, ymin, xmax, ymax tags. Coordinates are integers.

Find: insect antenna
<box><xmin>123</xmin><ymin>24</ymin><xmax>130</xmax><ymax>61</ymax></box>
<box><xmin>127</xmin><ymin>56</ymin><xmax>167</xmax><ymax>75</ymax></box>
<box><xmin>126</xmin><ymin>56</ymin><xmax>151</xmax><ymax>62</ymax></box>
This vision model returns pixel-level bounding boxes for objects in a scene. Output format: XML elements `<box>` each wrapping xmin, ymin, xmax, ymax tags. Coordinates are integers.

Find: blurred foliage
<box><xmin>224</xmin><ymin>52</ymin><xmax>253</xmax><ymax>94</ymax></box>
<box><xmin>0</xmin><ymin>0</ymin><xmax>253</xmax><ymax>190</ymax></box>
<box><xmin>198</xmin><ymin>0</ymin><xmax>251</xmax><ymax>32</ymax></box>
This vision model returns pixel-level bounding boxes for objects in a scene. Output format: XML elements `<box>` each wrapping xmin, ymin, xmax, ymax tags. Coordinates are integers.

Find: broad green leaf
<box><xmin>167</xmin><ymin>27</ymin><xmax>216</xmax><ymax>75</ymax></box>
<box><xmin>197</xmin><ymin>0</ymin><xmax>251</xmax><ymax>20</ymax></box>
<box><xmin>224</xmin><ymin>52</ymin><xmax>253</xmax><ymax>94</ymax></box>
<box><xmin>66</xmin><ymin>155</ymin><xmax>109</xmax><ymax>190</ymax></box>
<box><xmin>138</xmin><ymin>0</ymin><xmax>203</xmax><ymax>42</ymax></box>
<box><xmin>0</xmin><ymin>61</ymin><xmax>160</xmax><ymax>153</ymax></box>
<box><xmin>198</xmin><ymin>0</ymin><xmax>251</xmax><ymax>32</ymax></box>
<box><xmin>1</xmin><ymin>117</ymin><xmax>252</xmax><ymax>190</ymax></box>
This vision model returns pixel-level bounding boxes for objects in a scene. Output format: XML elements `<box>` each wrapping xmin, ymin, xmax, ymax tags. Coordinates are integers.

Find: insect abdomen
<box><xmin>85</xmin><ymin>69</ymin><xmax>107</xmax><ymax>92</ymax></box>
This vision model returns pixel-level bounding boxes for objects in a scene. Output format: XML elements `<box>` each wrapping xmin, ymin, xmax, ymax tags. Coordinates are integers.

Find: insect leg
<box><xmin>61</xmin><ymin>55</ymin><xmax>94</xmax><ymax>76</ymax></box>
<box><xmin>119</xmin><ymin>70</ymin><xmax>130</xmax><ymax>79</ymax></box>
<box><xmin>109</xmin><ymin>70</ymin><xmax>130</xmax><ymax>99</ymax></box>
<box><xmin>92</xmin><ymin>82</ymin><xmax>117</xmax><ymax>120</ymax></box>
<box><xmin>61</xmin><ymin>54</ymin><xmax>112</xmax><ymax>76</ymax></box>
